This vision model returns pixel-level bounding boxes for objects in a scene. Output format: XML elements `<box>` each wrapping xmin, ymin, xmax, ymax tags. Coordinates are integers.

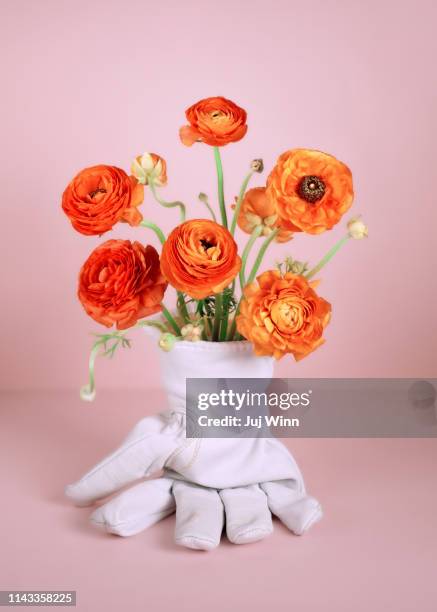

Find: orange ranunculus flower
<box><xmin>180</xmin><ymin>97</ymin><xmax>247</xmax><ymax>147</ymax></box>
<box><xmin>266</xmin><ymin>149</ymin><xmax>353</xmax><ymax>235</ymax></box>
<box><xmin>78</xmin><ymin>240</ymin><xmax>167</xmax><ymax>330</ymax></box>
<box><xmin>236</xmin><ymin>270</ymin><xmax>331</xmax><ymax>361</ymax></box>
<box><xmin>62</xmin><ymin>165</ymin><xmax>144</xmax><ymax>236</ymax></box>
<box><xmin>236</xmin><ymin>187</ymin><xmax>293</xmax><ymax>243</ymax></box>
<box><xmin>160</xmin><ymin>219</ymin><xmax>241</xmax><ymax>299</ymax></box>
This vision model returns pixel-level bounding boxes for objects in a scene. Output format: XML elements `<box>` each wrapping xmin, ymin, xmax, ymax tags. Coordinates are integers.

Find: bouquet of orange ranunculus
<box><xmin>62</xmin><ymin>96</ymin><xmax>367</xmax><ymax>400</ymax></box>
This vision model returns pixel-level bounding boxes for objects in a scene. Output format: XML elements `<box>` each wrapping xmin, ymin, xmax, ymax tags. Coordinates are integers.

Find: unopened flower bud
<box><xmin>131</xmin><ymin>153</ymin><xmax>167</xmax><ymax>187</ymax></box>
<box><xmin>251</xmin><ymin>159</ymin><xmax>264</xmax><ymax>173</ymax></box>
<box><xmin>80</xmin><ymin>385</ymin><xmax>96</xmax><ymax>402</ymax></box>
<box><xmin>263</xmin><ymin>214</ymin><xmax>278</xmax><ymax>227</ymax></box>
<box><xmin>198</xmin><ymin>192</ymin><xmax>208</xmax><ymax>203</ymax></box>
<box><xmin>159</xmin><ymin>332</ymin><xmax>178</xmax><ymax>352</ymax></box>
<box><xmin>181</xmin><ymin>323</ymin><xmax>203</xmax><ymax>342</ymax></box>
<box><xmin>347</xmin><ymin>217</ymin><xmax>368</xmax><ymax>239</ymax></box>
<box><xmin>244</xmin><ymin>212</ymin><xmax>262</xmax><ymax>228</ymax></box>
<box><xmin>290</xmin><ymin>261</ymin><xmax>307</xmax><ymax>274</ymax></box>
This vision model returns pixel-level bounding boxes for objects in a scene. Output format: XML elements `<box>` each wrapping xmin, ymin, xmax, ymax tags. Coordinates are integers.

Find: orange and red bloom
<box><xmin>266</xmin><ymin>149</ymin><xmax>353</xmax><ymax>234</ymax></box>
<box><xmin>180</xmin><ymin>97</ymin><xmax>247</xmax><ymax>147</ymax></box>
<box><xmin>236</xmin><ymin>270</ymin><xmax>331</xmax><ymax>360</ymax></box>
<box><xmin>160</xmin><ymin>219</ymin><xmax>241</xmax><ymax>299</ymax></box>
<box><xmin>63</xmin><ymin>99</ymin><xmax>359</xmax><ymax>365</ymax></box>
<box><xmin>236</xmin><ymin>186</ymin><xmax>293</xmax><ymax>243</ymax></box>
<box><xmin>78</xmin><ymin>240</ymin><xmax>167</xmax><ymax>330</ymax></box>
<box><xmin>62</xmin><ymin>165</ymin><xmax>144</xmax><ymax>236</ymax></box>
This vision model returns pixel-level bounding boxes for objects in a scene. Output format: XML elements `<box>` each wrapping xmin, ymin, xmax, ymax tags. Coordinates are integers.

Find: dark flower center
<box><xmin>200</xmin><ymin>238</ymin><xmax>215</xmax><ymax>250</ymax></box>
<box><xmin>210</xmin><ymin>110</ymin><xmax>224</xmax><ymax>120</ymax></box>
<box><xmin>298</xmin><ymin>176</ymin><xmax>325</xmax><ymax>203</ymax></box>
<box><xmin>89</xmin><ymin>188</ymin><xmax>107</xmax><ymax>199</ymax></box>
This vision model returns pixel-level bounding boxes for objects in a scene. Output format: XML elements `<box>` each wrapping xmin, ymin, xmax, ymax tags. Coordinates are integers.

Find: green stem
<box><xmin>198</xmin><ymin>194</ymin><xmax>217</xmax><ymax>222</ymax></box>
<box><xmin>149</xmin><ymin>181</ymin><xmax>186</xmax><ymax>222</ymax></box>
<box><xmin>136</xmin><ymin>319</ymin><xmax>168</xmax><ymax>333</ymax></box>
<box><xmin>177</xmin><ymin>292</ymin><xmax>190</xmax><ymax>323</ymax></box>
<box><xmin>80</xmin><ymin>342</ymin><xmax>100</xmax><ymax>401</ymax></box>
<box><xmin>239</xmin><ymin>225</ymin><xmax>262</xmax><ymax>290</ymax></box>
<box><xmin>213</xmin><ymin>147</ymin><xmax>227</xmax><ymax>228</ymax></box>
<box><xmin>228</xmin><ymin>229</ymin><xmax>279</xmax><ymax>342</ymax></box>
<box><xmin>227</xmin><ymin>300</ymin><xmax>242</xmax><ymax>342</ymax></box>
<box><xmin>140</xmin><ymin>220</ymin><xmax>166</xmax><ymax>244</ymax></box>
<box><xmin>219</xmin><ymin>316</ymin><xmax>229</xmax><ymax>341</ymax></box>
<box><xmin>230</xmin><ymin>170</ymin><xmax>254</xmax><ymax>235</ymax></box>
<box><xmin>247</xmin><ymin>228</ymin><xmax>279</xmax><ymax>284</ymax></box>
<box><xmin>212</xmin><ymin>293</ymin><xmax>223</xmax><ymax>341</ymax></box>
<box><xmin>219</xmin><ymin>289</ymin><xmax>232</xmax><ymax>341</ymax></box>
<box><xmin>202</xmin><ymin>315</ymin><xmax>212</xmax><ymax>341</ymax></box>
<box><xmin>305</xmin><ymin>234</ymin><xmax>350</xmax><ymax>280</ymax></box>
<box><xmin>161</xmin><ymin>304</ymin><xmax>182</xmax><ymax>335</ymax></box>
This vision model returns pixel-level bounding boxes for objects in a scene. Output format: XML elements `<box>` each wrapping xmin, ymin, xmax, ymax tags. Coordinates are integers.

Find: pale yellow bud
<box><xmin>80</xmin><ymin>385</ymin><xmax>96</xmax><ymax>402</ymax></box>
<box><xmin>251</xmin><ymin>159</ymin><xmax>264</xmax><ymax>173</ymax></box>
<box><xmin>181</xmin><ymin>323</ymin><xmax>203</xmax><ymax>342</ymax></box>
<box><xmin>347</xmin><ymin>217</ymin><xmax>368</xmax><ymax>239</ymax></box>
<box><xmin>131</xmin><ymin>153</ymin><xmax>168</xmax><ymax>187</ymax></box>
<box><xmin>159</xmin><ymin>332</ymin><xmax>177</xmax><ymax>352</ymax></box>
<box><xmin>263</xmin><ymin>214</ymin><xmax>278</xmax><ymax>227</ymax></box>
<box><xmin>244</xmin><ymin>212</ymin><xmax>263</xmax><ymax>229</ymax></box>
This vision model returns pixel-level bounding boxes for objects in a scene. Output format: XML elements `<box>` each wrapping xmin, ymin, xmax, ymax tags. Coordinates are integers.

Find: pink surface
<box><xmin>1</xmin><ymin>0</ymin><xmax>437</xmax><ymax>391</ymax></box>
<box><xmin>1</xmin><ymin>390</ymin><xmax>437</xmax><ymax>611</ymax></box>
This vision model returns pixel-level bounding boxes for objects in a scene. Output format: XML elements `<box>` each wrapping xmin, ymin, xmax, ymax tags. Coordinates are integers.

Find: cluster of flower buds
<box><xmin>276</xmin><ymin>256</ymin><xmax>309</xmax><ymax>276</ymax></box>
<box><xmin>181</xmin><ymin>323</ymin><xmax>203</xmax><ymax>342</ymax></box>
<box><xmin>158</xmin><ymin>322</ymin><xmax>203</xmax><ymax>352</ymax></box>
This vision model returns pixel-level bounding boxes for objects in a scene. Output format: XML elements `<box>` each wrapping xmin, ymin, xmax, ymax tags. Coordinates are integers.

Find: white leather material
<box><xmin>158</xmin><ymin>339</ymin><xmax>274</xmax><ymax>412</ymax></box>
<box><xmin>158</xmin><ymin>341</ymin><xmax>305</xmax><ymax>490</ymax></box>
<box><xmin>66</xmin><ymin>339</ymin><xmax>322</xmax><ymax>549</ymax></box>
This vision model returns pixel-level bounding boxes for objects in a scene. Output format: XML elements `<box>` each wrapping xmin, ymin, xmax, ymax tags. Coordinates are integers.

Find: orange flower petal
<box><xmin>266</xmin><ymin>149</ymin><xmax>353</xmax><ymax>234</ymax></box>
<box><xmin>236</xmin><ymin>271</ymin><xmax>331</xmax><ymax>361</ymax></box>
<box><xmin>62</xmin><ymin>165</ymin><xmax>144</xmax><ymax>236</ymax></box>
<box><xmin>160</xmin><ymin>219</ymin><xmax>241</xmax><ymax>299</ymax></box>
<box><xmin>180</xmin><ymin>97</ymin><xmax>247</xmax><ymax>147</ymax></box>
<box><xmin>78</xmin><ymin>240</ymin><xmax>167</xmax><ymax>330</ymax></box>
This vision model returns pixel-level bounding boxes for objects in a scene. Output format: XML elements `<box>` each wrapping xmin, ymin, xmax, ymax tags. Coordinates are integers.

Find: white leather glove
<box><xmin>66</xmin><ymin>340</ymin><xmax>322</xmax><ymax>550</ymax></box>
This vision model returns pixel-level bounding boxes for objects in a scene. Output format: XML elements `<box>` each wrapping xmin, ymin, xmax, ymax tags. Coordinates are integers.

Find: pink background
<box><xmin>1</xmin><ymin>1</ymin><xmax>437</xmax><ymax>611</ymax></box>
<box><xmin>2</xmin><ymin>0</ymin><xmax>437</xmax><ymax>391</ymax></box>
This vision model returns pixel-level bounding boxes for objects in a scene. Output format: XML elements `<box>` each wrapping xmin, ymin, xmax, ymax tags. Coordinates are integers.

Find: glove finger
<box><xmin>260</xmin><ymin>480</ymin><xmax>322</xmax><ymax>535</ymax></box>
<box><xmin>90</xmin><ymin>477</ymin><xmax>175</xmax><ymax>537</ymax></box>
<box><xmin>65</xmin><ymin>415</ymin><xmax>177</xmax><ymax>506</ymax></box>
<box><xmin>172</xmin><ymin>481</ymin><xmax>224</xmax><ymax>551</ymax></box>
<box><xmin>220</xmin><ymin>485</ymin><xmax>273</xmax><ymax>544</ymax></box>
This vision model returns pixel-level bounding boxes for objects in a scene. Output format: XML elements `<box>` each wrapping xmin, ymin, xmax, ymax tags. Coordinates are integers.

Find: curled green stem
<box><xmin>305</xmin><ymin>234</ymin><xmax>350</xmax><ymax>280</ymax></box>
<box><xmin>80</xmin><ymin>342</ymin><xmax>100</xmax><ymax>401</ymax></box>
<box><xmin>80</xmin><ymin>331</ymin><xmax>130</xmax><ymax>402</ymax></box>
<box><xmin>198</xmin><ymin>193</ymin><xmax>217</xmax><ymax>222</ymax></box>
<box><xmin>140</xmin><ymin>220</ymin><xmax>166</xmax><ymax>244</ymax></box>
<box><xmin>230</xmin><ymin>171</ymin><xmax>254</xmax><ymax>235</ymax></box>
<box><xmin>149</xmin><ymin>181</ymin><xmax>186</xmax><ymax>222</ymax></box>
<box><xmin>213</xmin><ymin>147</ymin><xmax>227</xmax><ymax>228</ymax></box>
